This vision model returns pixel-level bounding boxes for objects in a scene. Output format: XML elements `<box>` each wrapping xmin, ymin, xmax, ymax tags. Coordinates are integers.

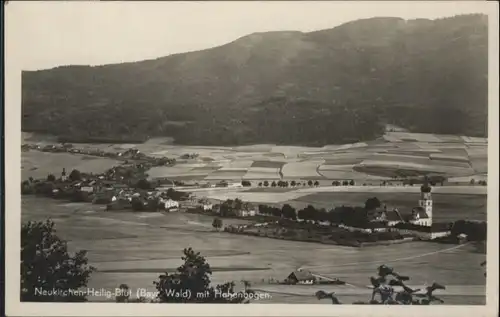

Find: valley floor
<box><xmin>21</xmin><ymin>196</ymin><xmax>486</xmax><ymax>304</ymax></box>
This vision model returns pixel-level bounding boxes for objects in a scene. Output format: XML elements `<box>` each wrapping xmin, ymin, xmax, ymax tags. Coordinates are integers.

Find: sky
<box><xmin>5</xmin><ymin>1</ymin><xmax>494</xmax><ymax>71</ymax></box>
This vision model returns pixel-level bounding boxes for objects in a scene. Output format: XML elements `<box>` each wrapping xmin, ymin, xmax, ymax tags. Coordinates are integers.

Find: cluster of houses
<box><xmin>105</xmin><ymin>188</ymin><xmax>181</xmax><ymax>212</ymax></box>
<box><xmin>219</xmin><ymin>182</ymin><xmax>454</xmax><ymax>241</ymax></box>
<box><xmin>22</xmin><ymin>161</ymin><xmax>194</xmax><ymax>212</ymax></box>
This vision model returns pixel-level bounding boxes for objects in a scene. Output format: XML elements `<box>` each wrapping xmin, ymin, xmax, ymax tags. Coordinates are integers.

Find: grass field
<box><xmin>21</xmin><ymin>151</ymin><xmax>122</xmax><ymax>180</ymax></box>
<box><xmin>20</xmin><ymin>132</ymin><xmax>489</xmax><ymax>304</ymax></box>
<box><xmin>21</xmin><ymin>196</ymin><xmax>486</xmax><ymax>304</ymax></box>
<box><xmin>289</xmin><ymin>192</ymin><xmax>486</xmax><ymax>222</ymax></box>
<box><xmin>24</xmin><ymin>131</ymin><xmax>487</xmax><ymax>183</ymax></box>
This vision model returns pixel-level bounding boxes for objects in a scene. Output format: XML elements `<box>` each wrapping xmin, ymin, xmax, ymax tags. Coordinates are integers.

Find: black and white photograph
<box><xmin>4</xmin><ymin>1</ymin><xmax>499</xmax><ymax>316</ymax></box>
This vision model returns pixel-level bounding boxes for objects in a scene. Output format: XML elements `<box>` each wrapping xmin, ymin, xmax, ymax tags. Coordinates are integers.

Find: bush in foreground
<box><xmin>153</xmin><ymin>248</ymin><xmax>248</xmax><ymax>303</ymax></box>
<box><xmin>21</xmin><ymin>220</ymin><xmax>95</xmax><ymax>302</ymax></box>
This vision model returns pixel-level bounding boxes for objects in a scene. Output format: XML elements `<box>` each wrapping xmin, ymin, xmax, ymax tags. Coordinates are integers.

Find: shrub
<box><xmin>153</xmin><ymin>248</ymin><xmax>248</xmax><ymax>303</ymax></box>
<box><xmin>69</xmin><ymin>169</ymin><xmax>82</xmax><ymax>182</ymax></box>
<box><xmin>21</xmin><ymin>220</ymin><xmax>95</xmax><ymax>302</ymax></box>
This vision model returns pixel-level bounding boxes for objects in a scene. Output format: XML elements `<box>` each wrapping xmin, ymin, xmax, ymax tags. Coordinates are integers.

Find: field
<box><xmin>22</xmin><ymin>151</ymin><xmax>122</xmax><ymax>180</ymax></box>
<box><xmin>289</xmin><ymin>192</ymin><xmax>486</xmax><ymax>222</ymax></box>
<box><xmin>20</xmin><ymin>131</ymin><xmax>489</xmax><ymax>304</ymax></box>
<box><xmin>23</xmin><ymin>132</ymin><xmax>488</xmax><ymax>184</ymax></box>
<box><xmin>21</xmin><ymin>196</ymin><xmax>486</xmax><ymax>304</ymax></box>
<box><xmin>199</xmin><ymin>186</ymin><xmax>487</xmax><ymax>224</ymax></box>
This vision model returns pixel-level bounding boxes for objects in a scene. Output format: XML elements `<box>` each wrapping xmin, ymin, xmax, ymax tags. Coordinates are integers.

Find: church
<box><xmin>390</xmin><ymin>180</ymin><xmax>453</xmax><ymax>240</ymax></box>
<box><xmin>367</xmin><ymin>179</ymin><xmax>453</xmax><ymax>240</ymax></box>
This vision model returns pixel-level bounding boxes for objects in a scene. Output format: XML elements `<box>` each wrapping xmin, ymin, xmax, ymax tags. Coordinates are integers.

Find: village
<box><xmin>20</xmin><ymin>142</ymin><xmax>485</xmax><ymax>249</ymax></box>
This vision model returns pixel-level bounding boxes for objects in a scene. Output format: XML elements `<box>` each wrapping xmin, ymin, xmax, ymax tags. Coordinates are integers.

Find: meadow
<box><xmin>23</xmin><ymin>131</ymin><xmax>488</xmax><ymax>184</ymax></box>
<box><xmin>288</xmin><ymin>192</ymin><xmax>487</xmax><ymax>222</ymax></box>
<box><xmin>21</xmin><ymin>151</ymin><xmax>122</xmax><ymax>180</ymax></box>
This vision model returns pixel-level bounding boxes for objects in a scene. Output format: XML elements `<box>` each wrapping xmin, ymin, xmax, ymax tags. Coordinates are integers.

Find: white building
<box><xmin>80</xmin><ymin>186</ymin><xmax>94</xmax><ymax>193</ymax></box>
<box><xmin>201</xmin><ymin>203</ymin><xmax>213</xmax><ymax>211</ymax></box>
<box><xmin>409</xmin><ymin>184</ymin><xmax>433</xmax><ymax>227</ymax></box>
<box><xmin>161</xmin><ymin>198</ymin><xmax>180</xmax><ymax>210</ymax></box>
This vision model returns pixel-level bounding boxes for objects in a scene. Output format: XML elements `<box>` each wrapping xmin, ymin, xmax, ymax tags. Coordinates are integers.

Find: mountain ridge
<box><xmin>22</xmin><ymin>14</ymin><xmax>488</xmax><ymax>146</ymax></box>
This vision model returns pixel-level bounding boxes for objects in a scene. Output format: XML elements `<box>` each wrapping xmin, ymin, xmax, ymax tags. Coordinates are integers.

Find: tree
<box><xmin>21</xmin><ymin>181</ymin><xmax>33</xmax><ymax>195</ymax></box>
<box><xmin>69</xmin><ymin>169</ymin><xmax>82</xmax><ymax>182</ymax></box>
<box><xmin>314</xmin><ymin>181</ymin><xmax>320</xmax><ymax>187</ymax></box>
<box><xmin>271</xmin><ymin>181</ymin><xmax>277</xmax><ymax>187</ymax></box>
<box><xmin>136</xmin><ymin>179</ymin><xmax>152</xmax><ymax>190</ymax></box>
<box><xmin>148</xmin><ymin>198</ymin><xmax>160</xmax><ymax>211</ymax></box>
<box><xmin>365</xmin><ymin>197</ymin><xmax>382</xmax><ymax>211</ymax></box>
<box><xmin>166</xmin><ymin>188</ymin><xmax>189</xmax><ymax>201</ymax></box>
<box><xmin>131</xmin><ymin>198</ymin><xmax>145</xmax><ymax>211</ymax></box>
<box><xmin>47</xmin><ymin>174</ymin><xmax>56</xmax><ymax>182</ymax></box>
<box><xmin>281</xmin><ymin>204</ymin><xmax>296</xmax><ymax>220</ymax></box>
<box><xmin>219</xmin><ymin>202</ymin><xmax>232</xmax><ymax>217</ymax></box>
<box><xmin>317</xmin><ymin>208</ymin><xmax>328</xmax><ymax>223</ymax></box>
<box><xmin>299</xmin><ymin>205</ymin><xmax>318</xmax><ymax>222</ymax></box>
<box><xmin>241</xmin><ymin>180</ymin><xmax>251</xmax><ymax>187</ymax></box>
<box><xmin>297</xmin><ymin>209</ymin><xmax>307</xmax><ymax>221</ymax></box>
<box><xmin>233</xmin><ymin>198</ymin><xmax>243</xmax><ymax>211</ymax></box>
<box><xmin>115</xmin><ymin>284</ymin><xmax>131</xmax><ymax>303</ymax></box>
<box><xmin>349</xmin><ymin>180</ymin><xmax>355</xmax><ymax>186</ymax></box>
<box><xmin>342</xmin><ymin>180</ymin><xmax>349</xmax><ymax>186</ymax></box>
<box><xmin>212</xmin><ymin>218</ymin><xmax>223</xmax><ymax>231</ymax></box>
<box><xmin>153</xmin><ymin>248</ymin><xmax>247</xmax><ymax>303</ymax></box>
<box><xmin>291</xmin><ymin>180</ymin><xmax>297</xmax><ymax>187</ymax></box>
<box><xmin>258</xmin><ymin>204</ymin><xmax>267</xmax><ymax>215</ymax></box>
<box><xmin>470</xmin><ymin>178</ymin><xmax>476</xmax><ymax>185</ymax></box>
<box><xmin>327</xmin><ymin>209</ymin><xmax>341</xmax><ymax>225</ymax></box>
<box><xmin>263</xmin><ymin>181</ymin><xmax>269</xmax><ymax>187</ymax></box>
<box><xmin>21</xmin><ymin>220</ymin><xmax>95</xmax><ymax>302</ymax></box>
<box><xmin>241</xmin><ymin>280</ymin><xmax>251</xmax><ymax>292</ymax></box>
<box><xmin>258</xmin><ymin>182</ymin><xmax>263</xmax><ymax>187</ymax></box>
<box><xmin>271</xmin><ymin>207</ymin><xmax>282</xmax><ymax>217</ymax></box>
<box><xmin>307</xmin><ymin>180</ymin><xmax>313</xmax><ymax>187</ymax></box>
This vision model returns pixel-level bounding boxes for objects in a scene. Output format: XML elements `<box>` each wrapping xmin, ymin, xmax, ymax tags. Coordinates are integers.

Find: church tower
<box><xmin>419</xmin><ymin>178</ymin><xmax>433</xmax><ymax>226</ymax></box>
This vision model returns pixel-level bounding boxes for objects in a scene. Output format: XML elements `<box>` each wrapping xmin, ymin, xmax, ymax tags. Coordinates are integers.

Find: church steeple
<box><xmin>418</xmin><ymin>176</ymin><xmax>433</xmax><ymax>226</ymax></box>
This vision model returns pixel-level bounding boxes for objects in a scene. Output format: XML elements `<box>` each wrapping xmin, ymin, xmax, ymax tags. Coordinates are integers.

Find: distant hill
<box><xmin>22</xmin><ymin>14</ymin><xmax>488</xmax><ymax>146</ymax></box>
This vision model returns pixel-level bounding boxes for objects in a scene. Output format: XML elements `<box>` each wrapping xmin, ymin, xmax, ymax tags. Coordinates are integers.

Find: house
<box><xmin>106</xmin><ymin>198</ymin><xmax>132</xmax><ymax>211</ymax></box>
<box><xmin>392</xmin><ymin>222</ymin><xmax>452</xmax><ymax>240</ymax></box>
<box><xmin>457</xmin><ymin>233</ymin><xmax>468</xmax><ymax>244</ymax></box>
<box><xmin>235</xmin><ymin>203</ymin><xmax>257</xmax><ymax>217</ymax></box>
<box><xmin>80</xmin><ymin>186</ymin><xmax>94</xmax><ymax>193</ymax></box>
<box><xmin>215</xmin><ymin>180</ymin><xmax>229</xmax><ymax>188</ymax></box>
<box><xmin>162</xmin><ymin>198</ymin><xmax>180</xmax><ymax>210</ymax></box>
<box><xmin>409</xmin><ymin>207</ymin><xmax>431</xmax><ymax>227</ymax></box>
<box><xmin>236</xmin><ymin>209</ymin><xmax>256</xmax><ymax>217</ymax></box>
<box><xmin>285</xmin><ymin>270</ymin><xmax>316</xmax><ymax>285</ymax></box>
<box><xmin>200</xmin><ymin>203</ymin><xmax>213</xmax><ymax>211</ymax></box>
<box><xmin>92</xmin><ymin>190</ymin><xmax>115</xmax><ymax>204</ymax></box>
<box><xmin>339</xmin><ymin>224</ymin><xmax>372</xmax><ymax>233</ymax></box>
<box><xmin>383</xmin><ymin>208</ymin><xmax>405</xmax><ymax>226</ymax></box>
<box><xmin>228</xmin><ymin>182</ymin><xmax>243</xmax><ymax>189</ymax></box>
<box><xmin>156</xmin><ymin>178</ymin><xmax>176</xmax><ymax>188</ymax></box>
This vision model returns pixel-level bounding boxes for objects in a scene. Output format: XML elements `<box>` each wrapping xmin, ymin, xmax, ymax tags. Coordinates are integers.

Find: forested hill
<box><xmin>22</xmin><ymin>14</ymin><xmax>488</xmax><ymax>146</ymax></box>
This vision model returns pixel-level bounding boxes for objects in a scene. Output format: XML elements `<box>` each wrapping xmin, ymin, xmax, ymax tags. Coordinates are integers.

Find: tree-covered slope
<box><xmin>22</xmin><ymin>14</ymin><xmax>488</xmax><ymax>145</ymax></box>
